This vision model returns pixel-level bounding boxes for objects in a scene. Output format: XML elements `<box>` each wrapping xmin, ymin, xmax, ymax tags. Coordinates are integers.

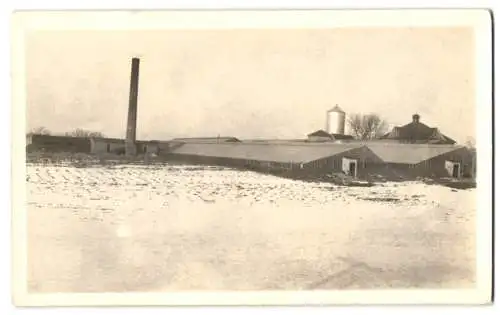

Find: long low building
<box><xmin>26</xmin><ymin>134</ymin><xmax>91</xmax><ymax>153</ymax></box>
<box><xmin>26</xmin><ymin>134</ymin><xmax>170</xmax><ymax>156</ymax></box>
<box><xmin>168</xmin><ymin>141</ymin><xmax>475</xmax><ymax>180</ymax></box>
<box><xmin>26</xmin><ymin>134</ymin><xmax>475</xmax><ymax>180</ymax></box>
<box><xmin>168</xmin><ymin>142</ymin><xmax>383</xmax><ymax>178</ymax></box>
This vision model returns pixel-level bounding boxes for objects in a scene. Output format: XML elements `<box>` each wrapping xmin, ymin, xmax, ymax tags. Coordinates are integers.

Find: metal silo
<box><xmin>326</xmin><ymin>105</ymin><xmax>346</xmax><ymax>135</ymax></box>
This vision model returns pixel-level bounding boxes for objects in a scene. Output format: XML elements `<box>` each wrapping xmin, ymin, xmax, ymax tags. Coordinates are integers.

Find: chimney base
<box><xmin>125</xmin><ymin>140</ymin><xmax>137</xmax><ymax>156</ymax></box>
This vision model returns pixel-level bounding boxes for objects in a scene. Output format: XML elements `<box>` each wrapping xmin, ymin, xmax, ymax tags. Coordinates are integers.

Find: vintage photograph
<box><xmin>11</xmin><ymin>10</ymin><xmax>492</xmax><ymax>305</ymax></box>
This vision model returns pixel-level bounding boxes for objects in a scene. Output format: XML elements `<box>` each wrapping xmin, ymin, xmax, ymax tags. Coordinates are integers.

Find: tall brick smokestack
<box><xmin>125</xmin><ymin>57</ymin><xmax>140</xmax><ymax>156</ymax></box>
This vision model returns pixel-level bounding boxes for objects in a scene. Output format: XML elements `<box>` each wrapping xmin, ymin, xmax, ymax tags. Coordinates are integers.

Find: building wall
<box><xmin>90</xmin><ymin>139</ymin><xmax>125</xmax><ymax>154</ymax></box>
<box><xmin>360</xmin><ymin>147</ymin><xmax>473</xmax><ymax>180</ymax></box>
<box><xmin>296</xmin><ymin>146</ymin><xmax>472</xmax><ymax>180</ymax></box>
<box><xmin>133</xmin><ymin>141</ymin><xmax>172</xmax><ymax>155</ymax></box>
<box><xmin>414</xmin><ymin>148</ymin><xmax>473</xmax><ymax>178</ymax></box>
<box><xmin>167</xmin><ymin>145</ymin><xmax>474</xmax><ymax>180</ymax></box>
<box><xmin>146</xmin><ymin>143</ymin><xmax>160</xmax><ymax>154</ymax></box>
<box><xmin>27</xmin><ymin>135</ymin><xmax>91</xmax><ymax>153</ymax></box>
<box><xmin>136</xmin><ymin>142</ymin><xmax>147</xmax><ymax>154</ymax></box>
<box><xmin>159</xmin><ymin>142</ymin><xmax>173</xmax><ymax>154</ymax></box>
<box><xmin>300</xmin><ymin>147</ymin><xmax>382</xmax><ymax>178</ymax></box>
<box><xmin>470</xmin><ymin>150</ymin><xmax>476</xmax><ymax>179</ymax></box>
<box><xmin>90</xmin><ymin>139</ymin><xmax>181</xmax><ymax>156</ymax></box>
<box><xmin>307</xmin><ymin>136</ymin><xmax>331</xmax><ymax>142</ymax></box>
<box><xmin>375</xmin><ymin>163</ymin><xmax>416</xmax><ymax>180</ymax></box>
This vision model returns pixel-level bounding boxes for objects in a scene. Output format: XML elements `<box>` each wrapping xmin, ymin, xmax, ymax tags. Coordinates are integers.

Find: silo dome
<box><xmin>326</xmin><ymin>105</ymin><xmax>346</xmax><ymax>135</ymax></box>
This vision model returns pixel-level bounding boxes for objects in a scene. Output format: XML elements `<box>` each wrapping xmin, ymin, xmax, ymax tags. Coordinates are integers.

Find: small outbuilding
<box><xmin>307</xmin><ymin>130</ymin><xmax>354</xmax><ymax>142</ymax></box>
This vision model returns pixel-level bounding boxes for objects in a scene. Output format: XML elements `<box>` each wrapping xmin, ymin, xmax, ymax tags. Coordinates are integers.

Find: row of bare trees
<box><xmin>28</xmin><ymin>127</ymin><xmax>105</xmax><ymax>138</ymax></box>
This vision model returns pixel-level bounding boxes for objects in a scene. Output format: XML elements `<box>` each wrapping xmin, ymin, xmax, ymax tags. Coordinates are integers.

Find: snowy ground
<box><xmin>26</xmin><ymin>164</ymin><xmax>476</xmax><ymax>292</ymax></box>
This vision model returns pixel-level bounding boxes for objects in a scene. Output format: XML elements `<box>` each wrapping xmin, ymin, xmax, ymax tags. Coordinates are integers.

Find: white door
<box><xmin>342</xmin><ymin>157</ymin><xmax>357</xmax><ymax>177</ymax></box>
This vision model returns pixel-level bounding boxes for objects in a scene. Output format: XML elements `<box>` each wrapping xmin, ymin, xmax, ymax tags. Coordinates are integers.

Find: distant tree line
<box><xmin>28</xmin><ymin>126</ymin><xmax>51</xmax><ymax>136</ymax></box>
<box><xmin>28</xmin><ymin>127</ymin><xmax>105</xmax><ymax>138</ymax></box>
<box><xmin>64</xmin><ymin>128</ymin><xmax>105</xmax><ymax>138</ymax></box>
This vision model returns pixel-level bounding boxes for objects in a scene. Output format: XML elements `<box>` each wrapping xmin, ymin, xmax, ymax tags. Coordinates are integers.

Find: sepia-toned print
<box><xmin>12</xmin><ymin>10</ymin><xmax>492</xmax><ymax>306</ymax></box>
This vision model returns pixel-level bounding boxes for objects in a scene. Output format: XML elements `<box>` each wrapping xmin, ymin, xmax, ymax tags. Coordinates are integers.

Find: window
<box><xmin>106</xmin><ymin>143</ymin><xmax>111</xmax><ymax>153</ymax></box>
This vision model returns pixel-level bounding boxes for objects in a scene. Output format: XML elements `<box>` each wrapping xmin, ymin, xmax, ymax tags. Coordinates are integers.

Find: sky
<box><xmin>25</xmin><ymin>28</ymin><xmax>475</xmax><ymax>144</ymax></box>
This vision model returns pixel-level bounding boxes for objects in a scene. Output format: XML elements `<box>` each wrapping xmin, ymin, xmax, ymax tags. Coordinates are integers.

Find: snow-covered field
<box><xmin>26</xmin><ymin>164</ymin><xmax>476</xmax><ymax>292</ymax></box>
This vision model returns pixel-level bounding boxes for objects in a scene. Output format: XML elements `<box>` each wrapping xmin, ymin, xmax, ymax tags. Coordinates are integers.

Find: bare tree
<box><xmin>65</xmin><ymin>128</ymin><xmax>105</xmax><ymax>138</ymax></box>
<box><xmin>29</xmin><ymin>126</ymin><xmax>51</xmax><ymax>135</ymax></box>
<box><xmin>347</xmin><ymin>113</ymin><xmax>388</xmax><ymax>140</ymax></box>
<box><xmin>465</xmin><ymin>136</ymin><xmax>476</xmax><ymax>149</ymax></box>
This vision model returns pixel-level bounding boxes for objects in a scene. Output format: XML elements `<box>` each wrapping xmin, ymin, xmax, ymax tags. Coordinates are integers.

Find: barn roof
<box><xmin>91</xmin><ymin>137</ymin><xmax>124</xmax><ymax>143</ymax></box>
<box><xmin>380</xmin><ymin>120</ymin><xmax>456</xmax><ymax>144</ymax></box>
<box><xmin>307</xmin><ymin>130</ymin><xmax>354</xmax><ymax>140</ymax></box>
<box><xmin>307</xmin><ymin>130</ymin><xmax>333</xmax><ymax>138</ymax></box>
<box><xmin>91</xmin><ymin>137</ymin><xmax>164</xmax><ymax>144</ymax></box>
<box><xmin>365</xmin><ymin>143</ymin><xmax>467</xmax><ymax>164</ymax></box>
<box><xmin>170</xmin><ymin>142</ymin><xmax>367</xmax><ymax>164</ymax></box>
<box><xmin>243</xmin><ymin>139</ymin><xmax>307</xmax><ymax>143</ymax></box>
<box><xmin>172</xmin><ymin>137</ymin><xmax>241</xmax><ymax>143</ymax></box>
